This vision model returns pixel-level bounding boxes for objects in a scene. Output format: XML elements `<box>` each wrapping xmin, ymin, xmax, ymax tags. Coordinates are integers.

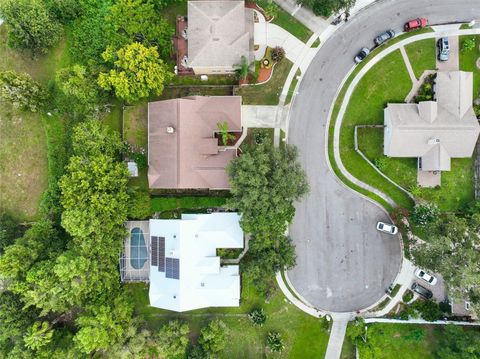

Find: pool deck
<box><xmin>121</xmin><ymin>221</ymin><xmax>151</xmax><ymax>282</ymax></box>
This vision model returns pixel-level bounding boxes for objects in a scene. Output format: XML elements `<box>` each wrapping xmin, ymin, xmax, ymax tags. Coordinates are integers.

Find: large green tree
<box><xmin>155</xmin><ymin>320</ymin><xmax>190</xmax><ymax>359</ymax></box>
<box><xmin>227</xmin><ymin>141</ymin><xmax>309</xmax><ymax>238</ymax></box>
<box><xmin>0</xmin><ymin>71</ymin><xmax>46</xmax><ymax>112</ymax></box>
<box><xmin>98</xmin><ymin>42</ymin><xmax>172</xmax><ymax>102</ymax></box>
<box><xmin>55</xmin><ymin>65</ymin><xmax>101</xmax><ymax>111</ymax></box>
<box><xmin>198</xmin><ymin>319</ymin><xmax>227</xmax><ymax>356</ymax></box>
<box><xmin>0</xmin><ymin>212</ymin><xmax>24</xmax><ymax>254</ymax></box>
<box><xmin>411</xmin><ymin>211</ymin><xmax>480</xmax><ymax>316</ymax></box>
<box><xmin>297</xmin><ymin>0</ymin><xmax>356</xmax><ymax>17</ymax></box>
<box><xmin>435</xmin><ymin>325</ymin><xmax>480</xmax><ymax>359</ymax></box>
<box><xmin>0</xmin><ymin>0</ymin><xmax>62</xmax><ymax>55</ymax></box>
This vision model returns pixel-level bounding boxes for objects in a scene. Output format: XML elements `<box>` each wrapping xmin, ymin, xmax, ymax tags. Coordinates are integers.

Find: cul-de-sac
<box><xmin>1</xmin><ymin>0</ymin><xmax>480</xmax><ymax>358</ymax></box>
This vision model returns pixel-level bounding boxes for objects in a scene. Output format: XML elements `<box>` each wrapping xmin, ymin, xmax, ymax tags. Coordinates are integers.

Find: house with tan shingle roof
<box><xmin>147</xmin><ymin>96</ymin><xmax>244</xmax><ymax>190</ymax></box>
<box><xmin>384</xmin><ymin>71</ymin><xmax>480</xmax><ymax>187</ymax></box>
<box><xmin>184</xmin><ymin>0</ymin><xmax>254</xmax><ymax>74</ymax></box>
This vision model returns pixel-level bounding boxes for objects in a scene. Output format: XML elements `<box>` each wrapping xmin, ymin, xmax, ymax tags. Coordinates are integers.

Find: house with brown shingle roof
<box><xmin>184</xmin><ymin>0</ymin><xmax>254</xmax><ymax>74</ymax></box>
<box><xmin>148</xmin><ymin>96</ymin><xmax>244</xmax><ymax>189</ymax></box>
<box><xmin>384</xmin><ymin>71</ymin><xmax>480</xmax><ymax>187</ymax></box>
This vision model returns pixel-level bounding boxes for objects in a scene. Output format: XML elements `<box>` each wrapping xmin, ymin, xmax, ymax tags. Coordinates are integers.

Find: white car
<box><xmin>376</xmin><ymin>221</ymin><xmax>398</xmax><ymax>235</ymax></box>
<box><xmin>415</xmin><ymin>268</ymin><xmax>437</xmax><ymax>285</ymax></box>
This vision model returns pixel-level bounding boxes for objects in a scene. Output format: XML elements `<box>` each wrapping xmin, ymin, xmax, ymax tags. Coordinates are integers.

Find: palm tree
<box><xmin>235</xmin><ymin>56</ymin><xmax>250</xmax><ymax>81</ymax></box>
<box><xmin>216</xmin><ymin>121</ymin><xmax>236</xmax><ymax>146</ymax></box>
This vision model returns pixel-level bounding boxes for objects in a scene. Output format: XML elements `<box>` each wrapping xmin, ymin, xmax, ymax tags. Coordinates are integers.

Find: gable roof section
<box><xmin>148</xmin><ymin>213</ymin><xmax>244</xmax><ymax>312</ymax></box>
<box><xmin>187</xmin><ymin>0</ymin><xmax>252</xmax><ymax>68</ymax></box>
<box><xmin>384</xmin><ymin>71</ymin><xmax>480</xmax><ymax>170</ymax></box>
<box><xmin>148</xmin><ymin>96</ymin><xmax>242</xmax><ymax>189</ymax></box>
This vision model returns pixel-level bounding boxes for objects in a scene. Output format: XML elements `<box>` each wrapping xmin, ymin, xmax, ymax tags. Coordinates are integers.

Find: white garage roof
<box><xmin>148</xmin><ymin>213</ymin><xmax>243</xmax><ymax>312</ymax></box>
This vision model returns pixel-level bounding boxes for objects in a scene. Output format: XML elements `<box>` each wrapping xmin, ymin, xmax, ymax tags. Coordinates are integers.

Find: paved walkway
<box><xmin>325</xmin><ymin>313</ymin><xmax>354</xmax><ymax>359</ymax></box>
<box><xmin>241</xmin><ymin>105</ymin><xmax>282</xmax><ymax>128</ymax></box>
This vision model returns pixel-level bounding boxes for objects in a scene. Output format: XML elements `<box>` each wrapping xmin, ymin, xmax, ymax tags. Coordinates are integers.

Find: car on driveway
<box><xmin>415</xmin><ymin>268</ymin><xmax>438</xmax><ymax>285</ymax></box>
<box><xmin>404</xmin><ymin>18</ymin><xmax>428</xmax><ymax>31</ymax></box>
<box><xmin>411</xmin><ymin>282</ymin><xmax>433</xmax><ymax>299</ymax></box>
<box><xmin>374</xmin><ymin>30</ymin><xmax>395</xmax><ymax>46</ymax></box>
<box><xmin>376</xmin><ymin>221</ymin><xmax>398</xmax><ymax>235</ymax></box>
<box><xmin>354</xmin><ymin>48</ymin><xmax>370</xmax><ymax>64</ymax></box>
<box><xmin>437</xmin><ymin>37</ymin><xmax>450</xmax><ymax>61</ymax></box>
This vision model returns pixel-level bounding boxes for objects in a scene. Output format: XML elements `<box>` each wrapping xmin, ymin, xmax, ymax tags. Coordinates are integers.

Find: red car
<box><xmin>404</xmin><ymin>18</ymin><xmax>428</xmax><ymax>31</ymax></box>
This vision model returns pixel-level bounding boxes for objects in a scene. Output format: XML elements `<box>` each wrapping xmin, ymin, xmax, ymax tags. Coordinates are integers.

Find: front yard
<box><xmin>126</xmin><ymin>277</ymin><xmax>330</xmax><ymax>358</ymax></box>
<box><xmin>459</xmin><ymin>35</ymin><xmax>480</xmax><ymax>98</ymax></box>
<box><xmin>404</xmin><ymin>38</ymin><xmax>436</xmax><ymax>79</ymax></box>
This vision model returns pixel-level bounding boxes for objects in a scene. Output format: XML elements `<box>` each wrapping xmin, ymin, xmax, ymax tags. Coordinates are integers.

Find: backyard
<box><xmin>126</xmin><ymin>278</ymin><xmax>330</xmax><ymax>358</ymax></box>
<box><xmin>0</xmin><ymin>25</ymin><xmax>69</xmax><ymax>220</ymax></box>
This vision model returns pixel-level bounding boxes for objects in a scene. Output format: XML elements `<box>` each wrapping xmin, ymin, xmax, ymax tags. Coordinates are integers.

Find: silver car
<box><xmin>354</xmin><ymin>47</ymin><xmax>370</xmax><ymax>64</ymax></box>
<box><xmin>374</xmin><ymin>30</ymin><xmax>395</xmax><ymax>46</ymax></box>
<box><xmin>437</xmin><ymin>37</ymin><xmax>449</xmax><ymax>61</ymax></box>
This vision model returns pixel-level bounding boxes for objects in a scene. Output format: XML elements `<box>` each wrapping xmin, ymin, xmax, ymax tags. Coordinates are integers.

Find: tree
<box><xmin>266</xmin><ymin>331</ymin><xmax>284</xmax><ymax>353</ymax></box>
<box><xmin>271</xmin><ymin>46</ymin><xmax>285</xmax><ymax>62</ymax></box>
<box><xmin>249</xmin><ymin>308</ymin><xmax>267</xmax><ymax>326</ymax></box>
<box><xmin>0</xmin><ymin>71</ymin><xmax>46</xmax><ymax>112</ymax></box>
<box><xmin>55</xmin><ymin>65</ymin><xmax>101</xmax><ymax>110</ymax></box>
<box><xmin>98</xmin><ymin>42</ymin><xmax>172</xmax><ymax>102</ymax></box>
<box><xmin>106</xmin><ymin>0</ymin><xmax>173</xmax><ymax>60</ymax></box>
<box><xmin>128</xmin><ymin>190</ymin><xmax>153</xmax><ymax>220</ymax></box>
<box><xmin>346</xmin><ymin>317</ymin><xmax>366</xmax><ymax>345</ymax></box>
<box><xmin>216</xmin><ymin>121</ymin><xmax>236</xmax><ymax>146</ymax></box>
<box><xmin>73</xmin><ymin>294</ymin><xmax>135</xmax><ymax>354</ymax></box>
<box><xmin>0</xmin><ymin>212</ymin><xmax>24</xmax><ymax>254</ymax></box>
<box><xmin>227</xmin><ymin>141</ymin><xmax>309</xmax><ymax>238</ymax></box>
<box><xmin>59</xmin><ymin>154</ymin><xmax>129</xmax><ymax>238</ymax></box>
<box><xmin>44</xmin><ymin>0</ymin><xmax>84</xmax><ymax>24</ymax></box>
<box><xmin>155</xmin><ymin>320</ymin><xmax>190</xmax><ymax>359</ymax></box>
<box><xmin>198</xmin><ymin>320</ymin><xmax>227</xmax><ymax>355</ymax></box>
<box><xmin>0</xmin><ymin>0</ymin><xmax>62</xmax><ymax>55</ymax></box>
<box><xmin>461</xmin><ymin>37</ymin><xmax>476</xmax><ymax>52</ymax></box>
<box><xmin>410</xmin><ymin>202</ymin><xmax>439</xmax><ymax>226</ymax></box>
<box><xmin>24</xmin><ymin>322</ymin><xmax>54</xmax><ymax>351</ymax></box>
<box><xmin>411</xmin><ymin>300</ymin><xmax>442</xmax><ymax>322</ymax></box>
<box><xmin>435</xmin><ymin>325</ymin><xmax>480</xmax><ymax>359</ymax></box>
<box><xmin>412</xmin><ymin>211</ymin><xmax>480</xmax><ymax>317</ymax></box>
<box><xmin>296</xmin><ymin>0</ymin><xmax>356</xmax><ymax>17</ymax></box>
<box><xmin>235</xmin><ymin>55</ymin><xmax>251</xmax><ymax>81</ymax></box>
<box><xmin>71</xmin><ymin>119</ymin><xmax>123</xmax><ymax>158</ymax></box>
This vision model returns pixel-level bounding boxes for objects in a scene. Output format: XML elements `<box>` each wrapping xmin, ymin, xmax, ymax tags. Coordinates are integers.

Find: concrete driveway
<box><xmin>436</xmin><ymin>35</ymin><xmax>459</xmax><ymax>71</ymax></box>
<box><xmin>287</xmin><ymin>0</ymin><xmax>479</xmax><ymax>313</ymax></box>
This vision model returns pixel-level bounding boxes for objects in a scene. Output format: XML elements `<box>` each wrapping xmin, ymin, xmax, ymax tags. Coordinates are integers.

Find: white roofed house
<box><xmin>384</xmin><ymin>71</ymin><xmax>480</xmax><ymax>187</ymax></box>
<box><xmin>121</xmin><ymin>213</ymin><xmax>244</xmax><ymax>312</ymax></box>
<box><xmin>184</xmin><ymin>0</ymin><xmax>254</xmax><ymax>74</ymax></box>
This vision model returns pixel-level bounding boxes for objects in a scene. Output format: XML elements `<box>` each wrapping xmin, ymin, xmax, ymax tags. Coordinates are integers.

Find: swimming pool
<box><xmin>130</xmin><ymin>227</ymin><xmax>148</xmax><ymax>269</ymax></box>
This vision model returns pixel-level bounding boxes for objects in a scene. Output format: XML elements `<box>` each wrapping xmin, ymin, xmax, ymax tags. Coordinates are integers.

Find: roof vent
<box><xmin>428</xmin><ymin>138</ymin><xmax>440</xmax><ymax>145</ymax></box>
<box><xmin>201</xmin><ymin>282</ymin><xmax>205</xmax><ymax>287</ymax></box>
<box><xmin>173</xmin><ymin>295</ymin><xmax>177</xmax><ymax>299</ymax></box>
<box><xmin>167</xmin><ymin>126</ymin><xmax>175</xmax><ymax>134</ymax></box>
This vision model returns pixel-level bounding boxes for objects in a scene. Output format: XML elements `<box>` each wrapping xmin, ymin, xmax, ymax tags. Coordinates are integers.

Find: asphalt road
<box><xmin>287</xmin><ymin>0</ymin><xmax>480</xmax><ymax>313</ymax></box>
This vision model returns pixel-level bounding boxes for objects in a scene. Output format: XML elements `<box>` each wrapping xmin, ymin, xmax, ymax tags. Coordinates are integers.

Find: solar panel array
<box><xmin>165</xmin><ymin>257</ymin><xmax>180</xmax><ymax>280</ymax></box>
<box><xmin>150</xmin><ymin>236</ymin><xmax>165</xmax><ymax>272</ymax></box>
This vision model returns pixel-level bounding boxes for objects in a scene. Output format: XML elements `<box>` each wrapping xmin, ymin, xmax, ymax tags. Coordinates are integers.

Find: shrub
<box><xmin>409</xmin><ymin>185</ymin><xmax>422</xmax><ymax>197</ymax></box>
<box><xmin>461</xmin><ymin>37</ymin><xmax>476</xmax><ymax>52</ymax></box>
<box><xmin>271</xmin><ymin>46</ymin><xmax>286</xmax><ymax>62</ymax></box>
<box><xmin>411</xmin><ymin>300</ymin><xmax>442</xmax><ymax>321</ymax></box>
<box><xmin>373</xmin><ymin>157</ymin><xmax>388</xmax><ymax>172</ymax></box>
<box><xmin>262</xmin><ymin>0</ymin><xmax>279</xmax><ymax>18</ymax></box>
<box><xmin>411</xmin><ymin>202</ymin><xmax>439</xmax><ymax>226</ymax></box>
<box><xmin>402</xmin><ymin>290</ymin><xmax>414</xmax><ymax>303</ymax></box>
<box><xmin>266</xmin><ymin>331</ymin><xmax>284</xmax><ymax>353</ymax></box>
<box><xmin>249</xmin><ymin>308</ymin><xmax>267</xmax><ymax>326</ymax></box>
<box><xmin>128</xmin><ymin>190</ymin><xmax>152</xmax><ymax>220</ymax></box>
<box><xmin>0</xmin><ymin>71</ymin><xmax>46</xmax><ymax>112</ymax></box>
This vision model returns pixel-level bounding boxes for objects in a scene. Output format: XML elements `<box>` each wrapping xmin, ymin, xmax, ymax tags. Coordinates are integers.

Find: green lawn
<box><xmin>240</xmin><ymin>128</ymin><xmax>275</xmax><ymax>151</ymax></box>
<box><xmin>340</xmin><ymin>336</ymin><xmax>356</xmax><ymax>359</ymax></box>
<box><xmin>126</xmin><ymin>277</ymin><xmax>330</xmax><ymax>358</ymax></box>
<box><xmin>151</xmin><ymin>196</ymin><xmax>228</xmax><ymax>213</ymax></box>
<box><xmin>236</xmin><ymin>59</ymin><xmax>293</xmax><ymax>105</ymax></box>
<box><xmin>102</xmin><ymin>100</ymin><xmax>123</xmax><ymax>136</ymax></box>
<box><xmin>358</xmin><ymin>323</ymin><xmax>439</xmax><ymax>359</ymax></box>
<box><xmin>404</xmin><ymin>38</ymin><xmax>436</xmax><ymax>79</ymax></box>
<box><xmin>339</xmin><ymin>50</ymin><xmax>414</xmax><ymax>210</ymax></box>
<box><xmin>285</xmin><ymin>68</ymin><xmax>301</xmax><ymax>105</ymax></box>
<box><xmin>0</xmin><ymin>25</ymin><xmax>70</xmax><ymax>220</ymax></box>
<box><xmin>256</xmin><ymin>0</ymin><xmax>313</xmax><ymax>43</ymax></box>
<box><xmin>459</xmin><ymin>35</ymin><xmax>480</xmax><ymax>98</ymax></box>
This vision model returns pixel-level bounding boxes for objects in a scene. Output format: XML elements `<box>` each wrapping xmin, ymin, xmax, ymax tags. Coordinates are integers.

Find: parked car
<box><xmin>354</xmin><ymin>47</ymin><xmax>370</xmax><ymax>64</ymax></box>
<box><xmin>415</xmin><ymin>268</ymin><xmax>438</xmax><ymax>285</ymax></box>
<box><xmin>404</xmin><ymin>18</ymin><xmax>428</xmax><ymax>31</ymax></box>
<box><xmin>411</xmin><ymin>282</ymin><xmax>433</xmax><ymax>299</ymax></box>
<box><xmin>374</xmin><ymin>30</ymin><xmax>395</xmax><ymax>46</ymax></box>
<box><xmin>437</xmin><ymin>37</ymin><xmax>450</xmax><ymax>61</ymax></box>
<box><xmin>376</xmin><ymin>221</ymin><xmax>398</xmax><ymax>235</ymax></box>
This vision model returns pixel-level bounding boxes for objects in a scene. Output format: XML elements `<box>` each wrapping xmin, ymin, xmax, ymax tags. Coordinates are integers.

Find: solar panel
<box><xmin>165</xmin><ymin>257</ymin><xmax>180</xmax><ymax>279</ymax></box>
<box><xmin>151</xmin><ymin>236</ymin><xmax>158</xmax><ymax>266</ymax></box>
<box><xmin>158</xmin><ymin>237</ymin><xmax>165</xmax><ymax>272</ymax></box>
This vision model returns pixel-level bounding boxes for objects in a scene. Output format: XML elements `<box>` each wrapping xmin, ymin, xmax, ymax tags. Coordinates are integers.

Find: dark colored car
<box><xmin>354</xmin><ymin>47</ymin><xmax>370</xmax><ymax>64</ymax></box>
<box><xmin>404</xmin><ymin>18</ymin><xmax>428</xmax><ymax>31</ymax></box>
<box><xmin>411</xmin><ymin>282</ymin><xmax>433</xmax><ymax>299</ymax></box>
<box><xmin>374</xmin><ymin>30</ymin><xmax>395</xmax><ymax>46</ymax></box>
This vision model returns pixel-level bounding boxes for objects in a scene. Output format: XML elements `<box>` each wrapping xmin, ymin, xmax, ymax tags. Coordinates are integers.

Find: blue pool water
<box><xmin>130</xmin><ymin>227</ymin><xmax>147</xmax><ymax>269</ymax></box>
